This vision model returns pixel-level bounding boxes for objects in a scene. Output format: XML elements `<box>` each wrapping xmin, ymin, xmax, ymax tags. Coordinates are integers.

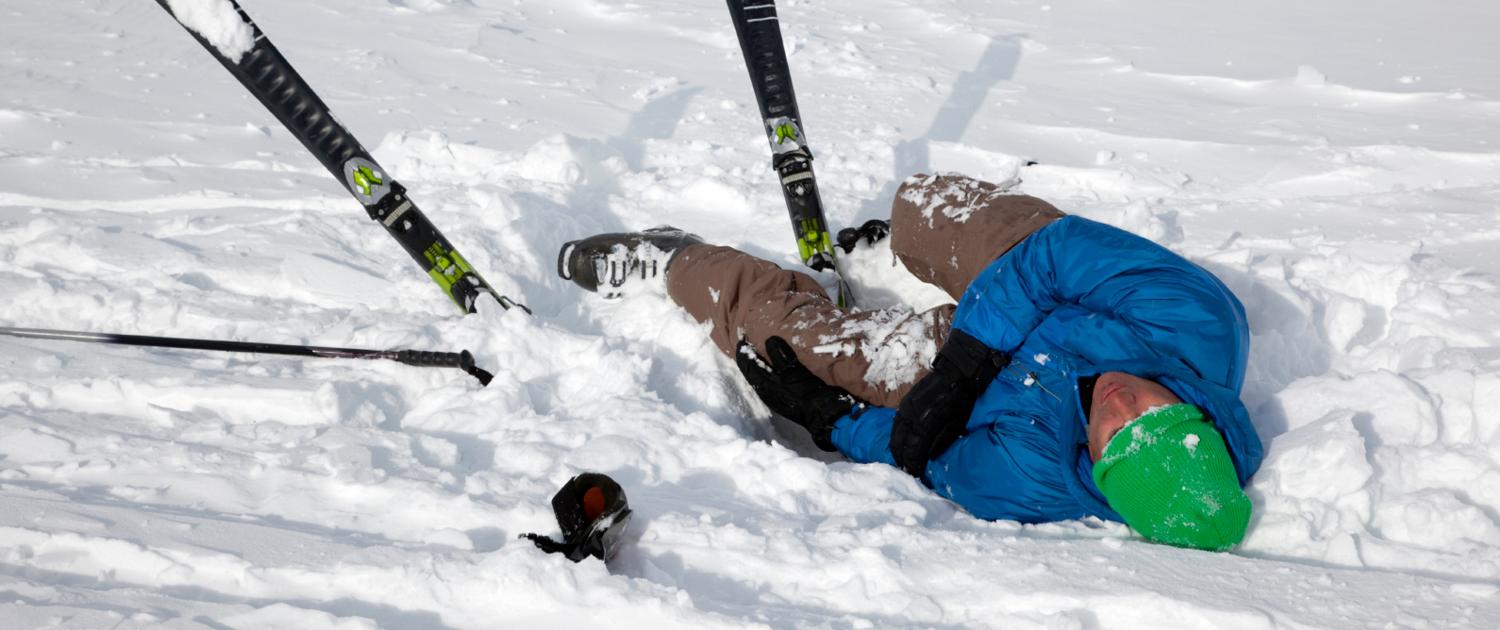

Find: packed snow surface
<box><xmin>2</xmin><ymin>0</ymin><xmax>1499</xmax><ymax>628</ymax></box>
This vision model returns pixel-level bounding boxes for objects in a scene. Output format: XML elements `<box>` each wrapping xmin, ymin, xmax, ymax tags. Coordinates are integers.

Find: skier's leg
<box><xmin>890</xmin><ymin>173</ymin><xmax>1065</xmax><ymax>300</ymax></box>
<box><xmin>668</xmin><ymin>244</ymin><xmax>945</xmax><ymax>408</ymax></box>
<box><xmin>644</xmin><ymin>172</ymin><xmax>1061</xmax><ymax>407</ymax></box>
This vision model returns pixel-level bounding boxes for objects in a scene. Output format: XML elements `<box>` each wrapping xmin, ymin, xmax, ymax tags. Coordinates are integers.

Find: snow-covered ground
<box><xmin>2</xmin><ymin>0</ymin><xmax>1498</xmax><ymax>627</ymax></box>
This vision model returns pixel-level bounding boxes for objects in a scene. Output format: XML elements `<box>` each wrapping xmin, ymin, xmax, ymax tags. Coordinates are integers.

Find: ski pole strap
<box><xmin>458</xmin><ymin>350</ymin><xmax>496</xmax><ymax>386</ymax></box>
<box><xmin>520</xmin><ymin>532</ymin><xmax>575</xmax><ymax>556</ymax></box>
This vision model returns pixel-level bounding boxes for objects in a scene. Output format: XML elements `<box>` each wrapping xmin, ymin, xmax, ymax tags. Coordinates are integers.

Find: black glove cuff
<box><xmin>806</xmin><ymin>396</ymin><xmax>866</xmax><ymax>452</ymax></box>
<box><xmin>934</xmin><ymin>328</ymin><xmax>1009</xmax><ymax>389</ymax></box>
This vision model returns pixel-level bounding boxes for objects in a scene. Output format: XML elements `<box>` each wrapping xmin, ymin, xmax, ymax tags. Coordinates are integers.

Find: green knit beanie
<box><xmin>1091</xmin><ymin>403</ymin><xmax>1251</xmax><ymax>551</ymax></box>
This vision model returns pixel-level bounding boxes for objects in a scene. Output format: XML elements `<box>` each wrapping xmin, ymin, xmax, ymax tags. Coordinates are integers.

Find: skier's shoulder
<box><xmin>1034</xmin><ymin>215</ymin><xmax>1166</xmax><ymax>254</ymax></box>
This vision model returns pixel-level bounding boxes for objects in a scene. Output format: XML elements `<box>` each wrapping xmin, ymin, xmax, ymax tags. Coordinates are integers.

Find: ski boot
<box><xmin>557</xmin><ymin>226</ymin><xmax>704</xmax><ymax>298</ymax></box>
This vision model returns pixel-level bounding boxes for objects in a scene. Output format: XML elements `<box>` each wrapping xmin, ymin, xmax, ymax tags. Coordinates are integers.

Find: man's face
<box><xmin>1087</xmin><ymin>371</ymin><xmax>1183</xmax><ymax>461</ymax></box>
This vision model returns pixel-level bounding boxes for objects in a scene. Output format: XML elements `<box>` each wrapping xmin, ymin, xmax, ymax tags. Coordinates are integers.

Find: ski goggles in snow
<box><xmin>522</xmin><ymin>472</ymin><xmax>634</xmax><ymax>563</ymax></box>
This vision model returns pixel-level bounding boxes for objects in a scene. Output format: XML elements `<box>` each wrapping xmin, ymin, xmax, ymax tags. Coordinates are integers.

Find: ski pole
<box><xmin>0</xmin><ymin>326</ymin><xmax>493</xmax><ymax>386</ymax></box>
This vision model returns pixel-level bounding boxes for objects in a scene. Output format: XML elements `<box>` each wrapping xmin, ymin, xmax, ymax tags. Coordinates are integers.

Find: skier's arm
<box><xmin>830</xmin><ymin>406</ymin><xmax>899</xmax><ymax>466</ymax></box>
<box><xmin>832</xmin><ymin>409</ymin><xmax>1072</xmax><ymax>522</ymax></box>
<box><xmin>922</xmin><ymin>424</ymin><xmax>1075</xmax><ymax>523</ymax></box>
<box><xmin>951</xmin><ymin>217</ymin><xmax>1247</xmax><ymax>385</ymax></box>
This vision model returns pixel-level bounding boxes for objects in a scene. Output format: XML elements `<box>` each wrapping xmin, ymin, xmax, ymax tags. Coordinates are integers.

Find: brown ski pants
<box><xmin>666</xmin><ymin>173</ymin><xmax>1064</xmax><ymax>408</ymax></box>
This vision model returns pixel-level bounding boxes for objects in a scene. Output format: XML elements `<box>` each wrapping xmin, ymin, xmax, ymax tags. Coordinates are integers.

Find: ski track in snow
<box><xmin>2</xmin><ymin>0</ymin><xmax>1499</xmax><ymax>628</ymax></box>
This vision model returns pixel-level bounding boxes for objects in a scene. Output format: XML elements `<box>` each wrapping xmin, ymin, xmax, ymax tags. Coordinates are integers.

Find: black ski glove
<box><xmin>735</xmin><ymin>337</ymin><xmax>864</xmax><ymax>451</ymax></box>
<box><xmin>890</xmin><ymin>329</ymin><xmax>1009</xmax><ymax>477</ymax></box>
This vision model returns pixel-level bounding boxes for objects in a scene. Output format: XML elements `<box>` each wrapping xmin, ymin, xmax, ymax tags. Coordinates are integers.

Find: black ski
<box><xmin>726</xmin><ymin>0</ymin><xmax>855</xmax><ymax>307</ymax></box>
<box><xmin>154</xmin><ymin>0</ymin><xmax>524</xmax><ymax>314</ymax></box>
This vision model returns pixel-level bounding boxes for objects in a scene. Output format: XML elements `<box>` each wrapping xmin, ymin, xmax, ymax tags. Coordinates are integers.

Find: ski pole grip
<box><xmin>395</xmin><ymin>350</ymin><xmax>461</xmax><ymax>368</ymax></box>
<box><xmin>392</xmin><ymin>350</ymin><xmax>492</xmax><ymax>386</ymax></box>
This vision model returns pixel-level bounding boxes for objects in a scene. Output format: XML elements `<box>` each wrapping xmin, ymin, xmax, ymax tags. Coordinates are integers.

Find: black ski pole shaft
<box><xmin>153</xmin><ymin>0</ymin><xmax>526</xmax><ymax>315</ymax></box>
<box><xmin>726</xmin><ymin>0</ymin><xmax>855</xmax><ymax>307</ymax></box>
<box><xmin>0</xmin><ymin>326</ymin><xmax>493</xmax><ymax>386</ymax></box>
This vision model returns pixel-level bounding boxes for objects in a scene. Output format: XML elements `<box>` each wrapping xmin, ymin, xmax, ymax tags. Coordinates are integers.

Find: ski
<box><xmin>154</xmin><ymin>0</ymin><xmax>524</xmax><ymax>314</ymax></box>
<box><xmin>725</xmin><ymin>0</ymin><xmax>855</xmax><ymax>307</ymax></box>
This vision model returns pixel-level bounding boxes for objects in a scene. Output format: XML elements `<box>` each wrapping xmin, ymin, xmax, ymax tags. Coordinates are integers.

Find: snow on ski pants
<box><xmin>666</xmin><ymin>173</ymin><xmax>1064</xmax><ymax>408</ymax></box>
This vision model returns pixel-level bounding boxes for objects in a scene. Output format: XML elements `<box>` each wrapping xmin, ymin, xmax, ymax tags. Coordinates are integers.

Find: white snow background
<box><xmin>2</xmin><ymin>0</ymin><xmax>1499</xmax><ymax>628</ymax></box>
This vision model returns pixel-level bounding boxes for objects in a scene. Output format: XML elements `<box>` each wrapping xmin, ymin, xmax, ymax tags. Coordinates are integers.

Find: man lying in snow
<box><xmin>557</xmin><ymin>173</ymin><xmax>1264</xmax><ymax>551</ymax></box>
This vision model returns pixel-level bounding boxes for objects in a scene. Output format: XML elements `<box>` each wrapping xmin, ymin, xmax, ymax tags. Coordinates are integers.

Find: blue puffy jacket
<box><xmin>829</xmin><ymin>216</ymin><xmax>1264</xmax><ymax>524</ymax></box>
